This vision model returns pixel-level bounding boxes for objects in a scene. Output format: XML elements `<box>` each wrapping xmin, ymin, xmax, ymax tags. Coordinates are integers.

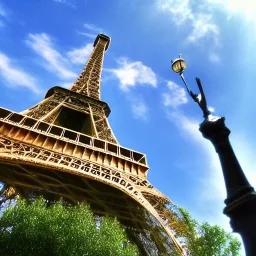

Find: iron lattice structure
<box><xmin>0</xmin><ymin>34</ymin><xmax>186</xmax><ymax>255</ymax></box>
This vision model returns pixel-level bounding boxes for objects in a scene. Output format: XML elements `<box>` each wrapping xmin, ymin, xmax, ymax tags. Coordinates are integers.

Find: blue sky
<box><xmin>1</xmin><ymin>0</ymin><xmax>256</xmax><ymax>253</ymax></box>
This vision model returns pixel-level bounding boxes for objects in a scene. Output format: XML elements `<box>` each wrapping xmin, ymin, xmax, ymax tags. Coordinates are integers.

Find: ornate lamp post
<box><xmin>171</xmin><ymin>56</ymin><xmax>256</xmax><ymax>256</ymax></box>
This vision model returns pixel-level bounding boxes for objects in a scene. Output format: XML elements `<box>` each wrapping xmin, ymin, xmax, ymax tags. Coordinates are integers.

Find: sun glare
<box><xmin>227</xmin><ymin>0</ymin><xmax>256</xmax><ymax>20</ymax></box>
<box><xmin>209</xmin><ymin>0</ymin><xmax>256</xmax><ymax>21</ymax></box>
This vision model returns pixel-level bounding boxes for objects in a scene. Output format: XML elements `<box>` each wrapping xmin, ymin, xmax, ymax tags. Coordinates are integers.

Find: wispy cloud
<box><xmin>157</xmin><ymin>0</ymin><xmax>221</xmax><ymax>61</ymax></box>
<box><xmin>0</xmin><ymin>2</ymin><xmax>8</xmax><ymax>27</ymax></box>
<box><xmin>103</xmin><ymin>58</ymin><xmax>156</xmax><ymax>120</ymax></box>
<box><xmin>122</xmin><ymin>90</ymin><xmax>149</xmax><ymax>121</ymax></box>
<box><xmin>209</xmin><ymin>52</ymin><xmax>220</xmax><ymax>63</ymax></box>
<box><xmin>67</xmin><ymin>43</ymin><xmax>93</xmax><ymax>64</ymax></box>
<box><xmin>157</xmin><ymin>0</ymin><xmax>220</xmax><ymax>46</ymax></box>
<box><xmin>208</xmin><ymin>106</ymin><xmax>215</xmax><ymax>113</ymax></box>
<box><xmin>231</xmin><ymin>135</ymin><xmax>256</xmax><ymax>190</ymax></box>
<box><xmin>76</xmin><ymin>31</ymin><xmax>97</xmax><ymax>39</ymax></box>
<box><xmin>0</xmin><ymin>52</ymin><xmax>40</xmax><ymax>94</ymax></box>
<box><xmin>131</xmin><ymin>100</ymin><xmax>148</xmax><ymax>120</ymax></box>
<box><xmin>108</xmin><ymin>58</ymin><xmax>157</xmax><ymax>91</ymax></box>
<box><xmin>186</xmin><ymin>14</ymin><xmax>220</xmax><ymax>45</ymax></box>
<box><xmin>83</xmin><ymin>23</ymin><xmax>103</xmax><ymax>33</ymax></box>
<box><xmin>26</xmin><ymin>33</ymin><xmax>77</xmax><ymax>80</ymax></box>
<box><xmin>52</xmin><ymin>0</ymin><xmax>76</xmax><ymax>8</ymax></box>
<box><xmin>158</xmin><ymin>0</ymin><xmax>193</xmax><ymax>26</ymax></box>
<box><xmin>0</xmin><ymin>3</ymin><xmax>7</xmax><ymax>17</ymax></box>
<box><xmin>166</xmin><ymin>110</ymin><xmax>229</xmax><ymax>227</ymax></box>
<box><xmin>77</xmin><ymin>23</ymin><xmax>104</xmax><ymax>39</ymax></box>
<box><xmin>163</xmin><ymin>81</ymin><xmax>188</xmax><ymax>108</ymax></box>
<box><xmin>208</xmin><ymin>0</ymin><xmax>256</xmax><ymax>23</ymax></box>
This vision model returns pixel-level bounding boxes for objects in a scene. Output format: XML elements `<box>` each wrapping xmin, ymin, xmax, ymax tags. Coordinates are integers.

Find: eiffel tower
<box><xmin>0</xmin><ymin>34</ymin><xmax>185</xmax><ymax>255</ymax></box>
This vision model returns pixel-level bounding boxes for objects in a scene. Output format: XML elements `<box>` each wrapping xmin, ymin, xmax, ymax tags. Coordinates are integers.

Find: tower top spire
<box><xmin>93</xmin><ymin>34</ymin><xmax>111</xmax><ymax>51</ymax></box>
<box><xmin>69</xmin><ymin>34</ymin><xmax>111</xmax><ymax>100</ymax></box>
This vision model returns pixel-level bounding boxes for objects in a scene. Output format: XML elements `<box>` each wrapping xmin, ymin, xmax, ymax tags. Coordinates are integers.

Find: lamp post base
<box><xmin>224</xmin><ymin>191</ymin><xmax>256</xmax><ymax>256</ymax></box>
<box><xmin>199</xmin><ymin>116</ymin><xmax>256</xmax><ymax>256</ymax></box>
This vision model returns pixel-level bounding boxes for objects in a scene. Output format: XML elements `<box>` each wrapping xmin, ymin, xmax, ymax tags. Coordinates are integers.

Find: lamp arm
<box><xmin>180</xmin><ymin>73</ymin><xmax>191</xmax><ymax>94</ymax></box>
<box><xmin>179</xmin><ymin>73</ymin><xmax>211</xmax><ymax>118</ymax></box>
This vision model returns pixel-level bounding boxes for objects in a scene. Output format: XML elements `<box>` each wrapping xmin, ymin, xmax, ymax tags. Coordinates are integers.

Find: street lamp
<box><xmin>171</xmin><ymin>56</ymin><xmax>256</xmax><ymax>256</ymax></box>
<box><xmin>171</xmin><ymin>56</ymin><xmax>211</xmax><ymax>118</ymax></box>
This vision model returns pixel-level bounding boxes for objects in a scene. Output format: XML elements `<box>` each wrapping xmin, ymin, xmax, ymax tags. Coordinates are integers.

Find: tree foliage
<box><xmin>179</xmin><ymin>208</ymin><xmax>241</xmax><ymax>256</ymax></box>
<box><xmin>0</xmin><ymin>198</ymin><xmax>138</xmax><ymax>256</ymax></box>
<box><xmin>0</xmin><ymin>197</ymin><xmax>241</xmax><ymax>256</ymax></box>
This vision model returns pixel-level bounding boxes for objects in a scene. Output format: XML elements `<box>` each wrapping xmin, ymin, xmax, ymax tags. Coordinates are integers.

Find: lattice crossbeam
<box><xmin>0</xmin><ymin>135</ymin><xmax>185</xmax><ymax>255</ymax></box>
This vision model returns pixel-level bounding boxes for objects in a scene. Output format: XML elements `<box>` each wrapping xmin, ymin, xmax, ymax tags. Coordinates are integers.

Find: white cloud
<box><xmin>104</xmin><ymin>58</ymin><xmax>154</xmax><ymax>120</ymax></box>
<box><xmin>158</xmin><ymin>0</ymin><xmax>193</xmax><ymax>25</ymax></box>
<box><xmin>163</xmin><ymin>81</ymin><xmax>188</xmax><ymax>108</ymax></box>
<box><xmin>26</xmin><ymin>33</ymin><xmax>77</xmax><ymax>80</ymax></box>
<box><xmin>159</xmin><ymin>0</ymin><xmax>256</xmax><ymax>41</ymax></box>
<box><xmin>123</xmin><ymin>92</ymin><xmax>149</xmax><ymax>121</ymax></box>
<box><xmin>157</xmin><ymin>0</ymin><xmax>220</xmax><ymax>46</ymax></box>
<box><xmin>208</xmin><ymin>106</ymin><xmax>215</xmax><ymax>113</ymax></box>
<box><xmin>83</xmin><ymin>23</ymin><xmax>103</xmax><ymax>33</ymax></box>
<box><xmin>169</xmin><ymin>111</ymin><xmax>207</xmax><ymax>146</ymax></box>
<box><xmin>157</xmin><ymin>0</ymin><xmax>223</xmax><ymax>67</ymax></box>
<box><xmin>209</xmin><ymin>53</ymin><xmax>220</xmax><ymax>63</ymax></box>
<box><xmin>109</xmin><ymin>58</ymin><xmax>157</xmax><ymax>91</ymax></box>
<box><xmin>77</xmin><ymin>23</ymin><xmax>103</xmax><ymax>39</ymax></box>
<box><xmin>208</xmin><ymin>0</ymin><xmax>256</xmax><ymax>22</ymax></box>
<box><xmin>0</xmin><ymin>3</ymin><xmax>8</xmax><ymax>27</ymax></box>
<box><xmin>0</xmin><ymin>52</ymin><xmax>40</xmax><ymax>94</ymax></box>
<box><xmin>77</xmin><ymin>31</ymin><xmax>97</xmax><ymax>39</ymax></box>
<box><xmin>131</xmin><ymin>101</ymin><xmax>148</xmax><ymax>120</ymax></box>
<box><xmin>67</xmin><ymin>43</ymin><xmax>93</xmax><ymax>64</ymax></box>
<box><xmin>52</xmin><ymin>0</ymin><xmax>75</xmax><ymax>8</ymax></box>
<box><xmin>186</xmin><ymin>14</ymin><xmax>220</xmax><ymax>45</ymax></box>
<box><xmin>0</xmin><ymin>4</ymin><xmax>7</xmax><ymax>17</ymax></box>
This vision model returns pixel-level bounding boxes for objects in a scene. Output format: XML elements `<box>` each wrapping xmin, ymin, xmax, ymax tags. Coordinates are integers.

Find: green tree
<box><xmin>179</xmin><ymin>208</ymin><xmax>241</xmax><ymax>256</ymax></box>
<box><xmin>0</xmin><ymin>198</ymin><xmax>241</xmax><ymax>256</ymax></box>
<box><xmin>0</xmin><ymin>198</ymin><xmax>138</xmax><ymax>256</ymax></box>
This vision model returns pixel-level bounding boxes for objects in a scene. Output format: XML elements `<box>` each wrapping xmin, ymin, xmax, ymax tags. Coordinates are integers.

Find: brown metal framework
<box><xmin>0</xmin><ymin>34</ymin><xmax>186</xmax><ymax>255</ymax></box>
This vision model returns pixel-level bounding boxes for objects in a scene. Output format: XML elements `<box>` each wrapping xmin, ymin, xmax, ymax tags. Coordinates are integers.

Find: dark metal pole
<box><xmin>199</xmin><ymin>117</ymin><xmax>256</xmax><ymax>256</ymax></box>
<box><xmin>172</xmin><ymin>57</ymin><xmax>256</xmax><ymax>254</ymax></box>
